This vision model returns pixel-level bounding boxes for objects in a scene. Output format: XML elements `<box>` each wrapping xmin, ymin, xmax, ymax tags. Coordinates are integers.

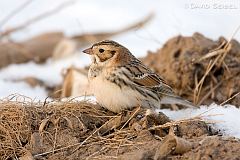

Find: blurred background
<box><xmin>0</xmin><ymin>0</ymin><xmax>239</xmax><ymax>100</ymax></box>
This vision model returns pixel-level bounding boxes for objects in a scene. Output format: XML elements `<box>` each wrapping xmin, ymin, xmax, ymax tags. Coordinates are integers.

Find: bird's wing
<box><xmin>125</xmin><ymin>62</ymin><xmax>175</xmax><ymax>96</ymax></box>
<box><xmin>123</xmin><ymin>61</ymin><xmax>196</xmax><ymax>108</ymax></box>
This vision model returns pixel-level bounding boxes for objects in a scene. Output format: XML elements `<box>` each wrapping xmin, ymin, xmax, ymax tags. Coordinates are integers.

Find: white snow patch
<box><xmin>61</xmin><ymin>96</ymin><xmax>97</xmax><ymax>104</ymax></box>
<box><xmin>0</xmin><ymin>53</ymin><xmax>90</xmax><ymax>99</ymax></box>
<box><xmin>0</xmin><ymin>80</ymin><xmax>47</xmax><ymax>100</ymax></box>
<box><xmin>0</xmin><ymin>53</ymin><xmax>90</xmax><ymax>87</ymax></box>
<box><xmin>160</xmin><ymin>104</ymin><xmax>240</xmax><ymax>138</ymax></box>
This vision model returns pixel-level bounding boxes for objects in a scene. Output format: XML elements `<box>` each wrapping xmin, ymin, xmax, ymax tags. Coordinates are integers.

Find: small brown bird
<box><xmin>83</xmin><ymin>40</ymin><xmax>195</xmax><ymax>113</ymax></box>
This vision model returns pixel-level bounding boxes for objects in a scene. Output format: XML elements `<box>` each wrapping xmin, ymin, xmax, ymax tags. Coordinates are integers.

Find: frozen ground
<box><xmin>0</xmin><ymin>0</ymin><xmax>240</xmax><ymax>138</ymax></box>
<box><xmin>161</xmin><ymin>104</ymin><xmax>240</xmax><ymax>138</ymax></box>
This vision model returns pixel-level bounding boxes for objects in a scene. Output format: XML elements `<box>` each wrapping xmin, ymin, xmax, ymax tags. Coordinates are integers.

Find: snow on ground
<box><xmin>0</xmin><ymin>80</ymin><xmax>47</xmax><ymax>100</ymax></box>
<box><xmin>160</xmin><ymin>104</ymin><xmax>240</xmax><ymax>138</ymax></box>
<box><xmin>0</xmin><ymin>53</ymin><xmax>90</xmax><ymax>99</ymax></box>
<box><xmin>0</xmin><ymin>54</ymin><xmax>89</xmax><ymax>87</ymax></box>
<box><xmin>0</xmin><ymin>0</ymin><xmax>240</xmax><ymax>138</ymax></box>
<box><xmin>61</xmin><ymin>95</ymin><xmax>97</xmax><ymax>104</ymax></box>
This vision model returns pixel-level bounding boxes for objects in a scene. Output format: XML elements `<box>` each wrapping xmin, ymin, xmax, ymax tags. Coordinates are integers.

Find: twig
<box><xmin>197</xmin><ymin>41</ymin><xmax>226</xmax><ymax>62</ymax></box>
<box><xmin>33</xmin><ymin>141</ymin><xmax>81</xmax><ymax>157</ymax></box>
<box><xmin>115</xmin><ymin>139</ymin><xmax>124</xmax><ymax>157</ymax></box>
<box><xmin>149</xmin><ymin>107</ymin><xmax>224</xmax><ymax>131</ymax></box>
<box><xmin>194</xmin><ymin>107</ymin><xmax>216</xmax><ymax>118</ymax></box>
<box><xmin>194</xmin><ymin>58</ymin><xmax>219</xmax><ymax>104</ymax></box>
<box><xmin>197</xmin><ymin>80</ymin><xmax>223</xmax><ymax>105</ymax></box>
<box><xmin>0</xmin><ymin>0</ymin><xmax>33</xmax><ymax>28</ymax></box>
<box><xmin>120</xmin><ymin>106</ymin><xmax>140</xmax><ymax>130</ymax></box>
<box><xmin>148</xmin><ymin>114</ymin><xmax>219</xmax><ymax>131</ymax></box>
<box><xmin>52</xmin><ymin>127</ymin><xmax>58</xmax><ymax>154</ymax></box>
<box><xmin>148</xmin><ymin>118</ymin><xmax>203</xmax><ymax>131</ymax></box>
<box><xmin>34</xmin><ymin>114</ymin><xmax>114</xmax><ymax>158</ymax></box>
<box><xmin>34</xmin><ymin>119</ymin><xmax>106</xmax><ymax>157</ymax></box>
<box><xmin>86</xmin><ymin>146</ymin><xmax>107</xmax><ymax>160</ymax></box>
<box><xmin>0</xmin><ymin>0</ymin><xmax>76</xmax><ymax>38</ymax></box>
<box><xmin>220</xmin><ymin>92</ymin><xmax>240</xmax><ymax>106</ymax></box>
<box><xmin>72</xmin><ymin>117</ymin><xmax>116</xmax><ymax>153</ymax></box>
<box><xmin>218</xmin><ymin>25</ymin><xmax>240</xmax><ymax>66</ymax></box>
<box><xmin>193</xmin><ymin>24</ymin><xmax>240</xmax><ymax>104</ymax></box>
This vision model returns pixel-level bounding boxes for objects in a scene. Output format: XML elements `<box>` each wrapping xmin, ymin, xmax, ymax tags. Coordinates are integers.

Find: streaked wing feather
<box><xmin>126</xmin><ymin>63</ymin><xmax>175</xmax><ymax>96</ymax></box>
<box><xmin>134</xmin><ymin>74</ymin><xmax>162</xmax><ymax>87</ymax></box>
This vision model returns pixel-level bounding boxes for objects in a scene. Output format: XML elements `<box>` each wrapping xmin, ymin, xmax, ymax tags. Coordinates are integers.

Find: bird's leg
<box><xmin>141</xmin><ymin>109</ymin><xmax>171</xmax><ymax>129</ymax></box>
<box><xmin>145</xmin><ymin>109</ymin><xmax>157</xmax><ymax>116</ymax></box>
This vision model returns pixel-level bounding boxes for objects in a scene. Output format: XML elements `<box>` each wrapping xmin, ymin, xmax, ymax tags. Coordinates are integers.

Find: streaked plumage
<box><xmin>83</xmin><ymin>40</ymin><xmax>195</xmax><ymax>113</ymax></box>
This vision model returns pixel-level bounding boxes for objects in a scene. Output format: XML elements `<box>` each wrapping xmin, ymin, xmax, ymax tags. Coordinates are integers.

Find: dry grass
<box><xmin>0</xmin><ymin>95</ymin><xmax>217</xmax><ymax>160</ymax></box>
<box><xmin>0</xmin><ymin>95</ymin><xmax>113</xmax><ymax>159</ymax></box>
<box><xmin>0</xmin><ymin>95</ymin><xmax>144</xmax><ymax>159</ymax></box>
<box><xmin>193</xmin><ymin>26</ymin><xmax>240</xmax><ymax>105</ymax></box>
<box><xmin>193</xmin><ymin>40</ymin><xmax>232</xmax><ymax>104</ymax></box>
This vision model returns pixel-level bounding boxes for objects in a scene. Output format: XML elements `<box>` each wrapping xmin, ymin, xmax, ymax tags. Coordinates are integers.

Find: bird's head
<box><xmin>83</xmin><ymin>40</ymin><xmax>132</xmax><ymax>66</ymax></box>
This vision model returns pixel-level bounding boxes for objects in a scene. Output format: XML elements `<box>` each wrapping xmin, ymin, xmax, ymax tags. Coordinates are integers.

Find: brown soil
<box><xmin>0</xmin><ymin>98</ymin><xmax>240</xmax><ymax>160</ymax></box>
<box><xmin>142</xmin><ymin>33</ymin><xmax>240</xmax><ymax>106</ymax></box>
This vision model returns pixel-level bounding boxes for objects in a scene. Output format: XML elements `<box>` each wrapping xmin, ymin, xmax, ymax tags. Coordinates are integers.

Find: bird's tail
<box><xmin>160</xmin><ymin>96</ymin><xmax>196</xmax><ymax>108</ymax></box>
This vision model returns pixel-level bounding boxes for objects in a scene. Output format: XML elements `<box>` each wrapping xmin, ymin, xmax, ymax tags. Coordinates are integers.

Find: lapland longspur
<box><xmin>83</xmin><ymin>40</ymin><xmax>195</xmax><ymax>113</ymax></box>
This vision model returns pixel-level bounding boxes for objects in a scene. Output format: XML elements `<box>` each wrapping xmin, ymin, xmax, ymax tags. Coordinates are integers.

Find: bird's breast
<box><xmin>89</xmin><ymin>74</ymin><xmax>142</xmax><ymax>113</ymax></box>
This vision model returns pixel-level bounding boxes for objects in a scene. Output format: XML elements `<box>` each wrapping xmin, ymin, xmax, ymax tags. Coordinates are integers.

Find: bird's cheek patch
<box><xmin>98</xmin><ymin>52</ymin><xmax>115</xmax><ymax>62</ymax></box>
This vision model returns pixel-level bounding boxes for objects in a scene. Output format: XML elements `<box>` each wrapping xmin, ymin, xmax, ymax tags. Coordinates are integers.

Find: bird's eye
<box><xmin>99</xmin><ymin>48</ymin><xmax>104</xmax><ymax>53</ymax></box>
<box><xmin>110</xmin><ymin>50</ymin><xmax>116</xmax><ymax>54</ymax></box>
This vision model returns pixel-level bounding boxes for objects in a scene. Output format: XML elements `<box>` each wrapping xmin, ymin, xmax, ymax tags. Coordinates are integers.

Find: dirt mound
<box><xmin>1</xmin><ymin>96</ymin><xmax>240</xmax><ymax>160</ymax></box>
<box><xmin>143</xmin><ymin>33</ymin><xmax>240</xmax><ymax>106</ymax></box>
<box><xmin>182</xmin><ymin>136</ymin><xmax>240</xmax><ymax>160</ymax></box>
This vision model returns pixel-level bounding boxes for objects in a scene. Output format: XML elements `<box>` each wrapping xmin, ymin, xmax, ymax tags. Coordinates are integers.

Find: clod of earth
<box><xmin>0</xmin><ymin>97</ymin><xmax>239</xmax><ymax>160</ymax></box>
<box><xmin>143</xmin><ymin>33</ymin><xmax>240</xmax><ymax>106</ymax></box>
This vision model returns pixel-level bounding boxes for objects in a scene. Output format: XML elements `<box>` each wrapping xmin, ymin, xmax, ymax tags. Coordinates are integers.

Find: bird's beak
<box><xmin>82</xmin><ymin>47</ymin><xmax>93</xmax><ymax>55</ymax></box>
